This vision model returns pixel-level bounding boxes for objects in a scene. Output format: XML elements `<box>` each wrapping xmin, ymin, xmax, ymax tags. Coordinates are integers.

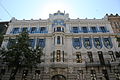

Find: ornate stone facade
<box><xmin>0</xmin><ymin>11</ymin><xmax>120</xmax><ymax>80</ymax></box>
<box><xmin>107</xmin><ymin>14</ymin><xmax>120</xmax><ymax>33</ymax></box>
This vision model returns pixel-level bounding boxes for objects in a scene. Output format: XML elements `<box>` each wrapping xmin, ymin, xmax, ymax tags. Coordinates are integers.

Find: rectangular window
<box><xmin>22</xmin><ymin>27</ymin><xmax>28</xmax><ymax>32</ymax></box>
<box><xmin>91</xmin><ymin>70</ymin><xmax>96</xmax><ymax>80</ymax></box>
<box><xmin>22</xmin><ymin>70</ymin><xmax>28</xmax><ymax>79</ymax></box>
<box><xmin>100</xmin><ymin>26</ymin><xmax>107</xmax><ymax>33</ymax></box>
<box><xmin>102</xmin><ymin>70</ymin><xmax>109</xmax><ymax>80</ymax></box>
<box><xmin>76</xmin><ymin>52</ymin><xmax>82</xmax><ymax>63</ymax></box>
<box><xmin>82</xmin><ymin>27</ymin><xmax>88</xmax><ymax>33</ymax></box>
<box><xmin>72</xmin><ymin>27</ymin><xmax>79</xmax><ymax>33</ymax></box>
<box><xmin>53</xmin><ymin>51</ymin><xmax>55</xmax><ymax>62</ymax></box>
<box><xmin>37</xmin><ymin>39</ymin><xmax>45</xmax><ymax>48</ymax></box>
<box><xmin>12</xmin><ymin>28</ymin><xmax>19</xmax><ymax>34</ymax></box>
<box><xmin>33</xmin><ymin>70</ymin><xmax>41</xmax><ymax>79</ymax></box>
<box><xmin>57</xmin><ymin>27</ymin><xmax>61</xmax><ymax>32</ymax></box>
<box><xmin>35</xmin><ymin>70</ymin><xmax>40</xmax><ymax>74</ymax></box>
<box><xmin>108</xmin><ymin>51</ymin><xmax>115</xmax><ymax>61</ymax></box>
<box><xmin>56</xmin><ymin>50</ymin><xmax>61</xmax><ymax>62</ymax></box>
<box><xmin>114</xmin><ymin>69</ymin><xmax>120</xmax><ymax>80</ymax></box>
<box><xmin>115</xmin><ymin>52</ymin><xmax>120</xmax><ymax>58</ymax></box>
<box><xmin>77</xmin><ymin>70</ymin><xmax>84</xmax><ymax>80</ymax></box>
<box><xmin>57</xmin><ymin>36</ymin><xmax>60</xmax><ymax>44</ymax></box>
<box><xmin>98</xmin><ymin>51</ymin><xmax>105</xmax><ymax>65</ymax></box>
<box><xmin>91</xmin><ymin>27</ymin><xmax>97</xmax><ymax>33</ymax></box>
<box><xmin>30</xmin><ymin>27</ymin><xmax>37</xmax><ymax>33</ymax></box>
<box><xmin>63</xmin><ymin>51</ymin><xmax>64</xmax><ymax>62</ymax></box>
<box><xmin>40</xmin><ymin>27</ymin><xmax>46</xmax><ymax>33</ymax></box>
<box><xmin>87</xmin><ymin>52</ymin><xmax>94</xmax><ymax>62</ymax></box>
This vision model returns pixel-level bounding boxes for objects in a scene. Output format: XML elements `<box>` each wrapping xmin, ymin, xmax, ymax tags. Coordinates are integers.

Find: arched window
<box><xmin>72</xmin><ymin>38</ymin><xmax>82</xmax><ymax>49</ymax></box>
<box><xmin>83</xmin><ymin>38</ymin><xmax>92</xmax><ymax>49</ymax></box>
<box><xmin>93</xmin><ymin>38</ymin><xmax>102</xmax><ymax>49</ymax></box>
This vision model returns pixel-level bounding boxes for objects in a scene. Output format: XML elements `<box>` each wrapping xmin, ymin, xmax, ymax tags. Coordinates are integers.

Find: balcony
<box><xmin>50</xmin><ymin>62</ymin><xmax>68</xmax><ymax>68</ymax></box>
<box><xmin>85</xmin><ymin>60</ymin><xmax>112</xmax><ymax>67</ymax></box>
<box><xmin>85</xmin><ymin>61</ymin><xmax>101</xmax><ymax>67</ymax></box>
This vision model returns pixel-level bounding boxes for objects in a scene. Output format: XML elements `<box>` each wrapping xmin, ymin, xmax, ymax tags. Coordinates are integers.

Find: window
<box><xmin>40</xmin><ymin>27</ymin><xmax>47</xmax><ymax>33</ymax></box>
<box><xmin>91</xmin><ymin>27</ymin><xmax>97</xmax><ymax>33</ymax></box>
<box><xmin>22</xmin><ymin>27</ymin><xmax>28</xmax><ymax>32</ymax></box>
<box><xmin>102</xmin><ymin>70</ymin><xmax>109</xmax><ymax>80</ymax></box>
<box><xmin>98</xmin><ymin>51</ymin><xmax>105</xmax><ymax>65</ymax></box>
<box><xmin>77</xmin><ymin>70</ymin><xmax>84</xmax><ymax>80</ymax></box>
<box><xmin>103</xmin><ymin>37</ymin><xmax>113</xmax><ymax>49</ymax></box>
<box><xmin>22</xmin><ymin>70</ymin><xmax>28</xmax><ymax>79</ymax></box>
<box><xmin>93</xmin><ymin>38</ymin><xmax>102</xmax><ymax>49</ymax></box>
<box><xmin>115</xmin><ymin>52</ymin><xmax>120</xmax><ymax>58</ymax></box>
<box><xmin>72</xmin><ymin>27</ymin><xmax>79</xmax><ymax>33</ymax></box>
<box><xmin>76</xmin><ymin>52</ymin><xmax>82</xmax><ymax>63</ymax></box>
<box><xmin>63</xmin><ymin>51</ymin><xmax>64</xmax><ymax>62</ymax></box>
<box><xmin>29</xmin><ymin>39</ymin><xmax>35</xmax><ymax>48</ymax></box>
<box><xmin>57</xmin><ymin>36</ymin><xmax>61</xmax><ymax>44</ymax></box>
<box><xmin>57</xmin><ymin>27</ymin><xmax>61</xmax><ymax>32</ymax></box>
<box><xmin>30</xmin><ymin>27</ymin><xmax>37</xmax><ymax>33</ymax></box>
<box><xmin>114</xmin><ymin>69</ymin><xmax>120</xmax><ymax>80</ymax></box>
<box><xmin>56</xmin><ymin>50</ymin><xmax>61</xmax><ymax>62</ymax></box>
<box><xmin>108</xmin><ymin>51</ymin><xmax>115</xmax><ymax>62</ymax></box>
<box><xmin>53</xmin><ymin>51</ymin><xmax>55</xmax><ymax>62</ymax></box>
<box><xmin>33</xmin><ymin>70</ymin><xmax>41</xmax><ymax>80</ymax></box>
<box><xmin>12</xmin><ymin>28</ymin><xmax>19</xmax><ymax>34</ymax></box>
<box><xmin>91</xmin><ymin>70</ymin><xmax>96</xmax><ymax>80</ymax></box>
<box><xmin>72</xmin><ymin>38</ymin><xmax>82</xmax><ymax>49</ymax></box>
<box><xmin>82</xmin><ymin>27</ymin><xmax>88</xmax><ymax>33</ymax></box>
<box><xmin>83</xmin><ymin>38</ymin><xmax>92</xmax><ymax>49</ymax></box>
<box><xmin>87</xmin><ymin>52</ymin><xmax>94</xmax><ymax>62</ymax></box>
<box><xmin>99</xmin><ymin>26</ymin><xmax>107</xmax><ymax>33</ymax></box>
<box><xmin>37</xmin><ymin>39</ymin><xmax>45</xmax><ymax>48</ymax></box>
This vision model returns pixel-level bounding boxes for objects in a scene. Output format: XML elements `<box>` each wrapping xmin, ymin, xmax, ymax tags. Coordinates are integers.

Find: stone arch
<box><xmin>51</xmin><ymin>74</ymin><xmax>66</xmax><ymax>80</ymax></box>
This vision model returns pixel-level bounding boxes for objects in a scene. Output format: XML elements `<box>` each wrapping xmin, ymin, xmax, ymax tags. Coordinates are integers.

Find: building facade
<box><xmin>0</xmin><ymin>21</ymin><xmax>9</xmax><ymax>46</ymax></box>
<box><xmin>107</xmin><ymin>14</ymin><xmax>120</xmax><ymax>34</ymax></box>
<box><xmin>1</xmin><ymin>11</ymin><xmax>120</xmax><ymax>80</ymax></box>
<box><xmin>107</xmin><ymin>14</ymin><xmax>120</xmax><ymax>48</ymax></box>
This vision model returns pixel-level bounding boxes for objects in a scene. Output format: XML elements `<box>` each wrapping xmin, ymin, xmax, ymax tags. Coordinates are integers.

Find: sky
<box><xmin>0</xmin><ymin>0</ymin><xmax>120</xmax><ymax>21</ymax></box>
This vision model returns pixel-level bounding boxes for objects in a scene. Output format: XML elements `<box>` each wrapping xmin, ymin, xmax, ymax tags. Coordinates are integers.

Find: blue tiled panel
<box><xmin>93</xmin><ymin>38</ymin><xmax>102</xmax><ymax>49</ymax></box>
<box><xmin>72</xmin><ymin>38</ymin><xmax>82</xmax><ymax>49</ymax></box>
<box><xmin>83</xmin><ymin>38</ymin><xmax>92</xmax><ymax>49</ymax></box>
<box><xmin>103</xmin><ymin>37</ymin><xmax>113</xmax><ymax>49</ymax></box>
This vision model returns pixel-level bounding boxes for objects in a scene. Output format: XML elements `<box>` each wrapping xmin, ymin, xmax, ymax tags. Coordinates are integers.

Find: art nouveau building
<box><xmin>1</xmin><ymin>11</ymin><xmax>120</xmax><ymax>80</ymax></box>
